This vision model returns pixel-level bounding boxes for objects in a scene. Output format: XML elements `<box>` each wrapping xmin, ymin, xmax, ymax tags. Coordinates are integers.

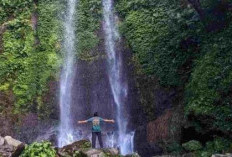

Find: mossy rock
<box><xmin>182</xmin><ymin>140</ymin><xmax>203</xmax><ymax>152</ymax></box>
<box><xmin>57</xmin><ymin>140</ymin><xmax>91</xmax><ymax>156</ymax></box>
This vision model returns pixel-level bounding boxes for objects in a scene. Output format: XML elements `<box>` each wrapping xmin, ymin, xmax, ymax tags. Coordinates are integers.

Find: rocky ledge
<box><xmin>0</xmin><ymin>136</ymin><xmax>25</xmax><ymax>157</ymax></box>
<box><xmin>0</xmin><ymin>136</ymin><xmax>139</xmax><ymax>157</ymax></box>
<box><xmin>57</xmin><ymin>140</ymin><xmax>140</xmax><ymax>157</ymax></box>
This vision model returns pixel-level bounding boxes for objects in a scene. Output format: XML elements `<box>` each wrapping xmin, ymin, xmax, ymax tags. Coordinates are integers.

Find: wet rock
<box><xmin>103</xmin><ymin>148</ymin><xmax>119</xmax><ymax>155</ymax></box>
<box><xmin>82</xmin><ymin>148</ymin><xmax>121</xmax><ymax>157</ymax></box>
<box><xmin>83</xmin><ymin>149</ymin><xmax>105</xmax><ymax>157</ymax></box>
<box><xmin>35</xmin><ymin>126</ymin><xmax>58</xmax><ymax>145</ymax></box>
<box><xmin>57</xmin><ymin>139</ymin><xmax>123</xmax><ymax>157</ymax></box>
<box><xmin>134</xmin><ymin>125</ymin><xmax>163</xmax><ymax>157</ymax></box>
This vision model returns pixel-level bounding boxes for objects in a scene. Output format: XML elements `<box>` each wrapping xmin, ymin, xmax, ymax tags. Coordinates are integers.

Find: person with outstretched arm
<box><xmin>78</xmin><ymin>112</ymin><xmax>115</xmax><ymax>148</ymax></box>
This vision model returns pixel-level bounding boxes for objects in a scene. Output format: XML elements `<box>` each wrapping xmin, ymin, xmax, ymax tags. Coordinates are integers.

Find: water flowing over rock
<box><xmin>102</xmin><ymin>0</ymin><xmax>134</xmax><ymax>154</ymax></box>
<box><xmin>58</xmin><ymin>0</ymin><xmax>78</xmax><ymax>147</ymax></box>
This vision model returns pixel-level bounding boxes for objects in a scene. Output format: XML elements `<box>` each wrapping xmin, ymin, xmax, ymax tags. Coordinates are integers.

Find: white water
<box><xmin>58</xmin><ymin>0</ymin><xmax>77</xmax><ymax>147</ymax></box>
<box><xmin>102</xmin><ymin>0</ymin><xmax>134</xmax><ymax>155</ymax></box>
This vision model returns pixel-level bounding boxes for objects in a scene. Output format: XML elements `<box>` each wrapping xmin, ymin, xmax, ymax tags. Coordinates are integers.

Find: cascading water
<box><xmin>102</xmin><ymin>0</ymin><xmax>134</xmax><ymax>154</ymax></box>
<box><xmin>58</xmin><ymin>0</ymin><xmax>77</xmax><ymax>147</ymax></box>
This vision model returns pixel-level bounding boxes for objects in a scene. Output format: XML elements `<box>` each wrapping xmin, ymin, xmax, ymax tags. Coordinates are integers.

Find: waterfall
<box><xmin>102</xmin><ymin>0</ymin><xmax>134</xmax><ymax>155</ymax></box>
<box><xmin>58</xmin><ymin>0</ymin><xmax>77</xmax><ymax>147</ymax></box>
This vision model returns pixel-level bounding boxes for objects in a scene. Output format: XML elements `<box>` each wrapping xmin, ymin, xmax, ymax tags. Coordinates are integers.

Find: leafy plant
<box><xmin>20</xmin><ymin>141</ymin><xmax>56</xmax><ymax>157</ymax></box>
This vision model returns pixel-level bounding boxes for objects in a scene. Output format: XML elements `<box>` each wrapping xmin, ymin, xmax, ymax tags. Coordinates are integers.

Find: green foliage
<box><xmin>166</xmin><ymin>142</ymin><xmax>184</xmax><ymax>155</ymax></box>
<box><xmin>0</xmin><ymin>0</ymin><xmax>63</xmax><ymax>117</ymax></box>
<box><xmin>190</xmin><ymin>138</ymin><xmax>232</xmax><ymax>157</ymax></box>
<box><xmin>182</xmin><ymin>140</ymin><xmax>203</xmax><ymax>151</ymax></box>
<box><xmin>73</xmin><ymin>151</ymin><xmax>87</xmax><ymax>157</ymax></box>
<box><xmin>194</xmin><ymin>151</ymin><xmax>211</xmax><ymax>157</ymax></box>
<box><xmin>117</xmin><ymin>0</ymin><xmax>232</xmax><ymax>149</ymax></box>
<box><xmin>117</xmin><ymin>0</ymin><xmax>199</xmax><ymax>86</ymax></box>
<box><xmin>79</xmin><ymin>141</ymin><xmax>91</xmax><ymax>149</ymax></box>
<box><xmin>0</xmin><ymin>0</ymin><xmax>33</xmax><ymax>24</ymax></box>
<box><xmin>20</xmin><ymin>141</ymin><xmax>56</xmax><ymax>157</ymax></box>
<box><xmin>76</xmin><ymin>0</ymin><xmax>102</xmax><ymax>60</ymax></box>
<box><xmin>185</xmin><ymin>25</ymin><xmax>232</xmax><ymax>132</ymax></box>
<box><xmin>205</xmin><ymin>137</ymin><xmax>231</xmax><ymax>154</ymax></box>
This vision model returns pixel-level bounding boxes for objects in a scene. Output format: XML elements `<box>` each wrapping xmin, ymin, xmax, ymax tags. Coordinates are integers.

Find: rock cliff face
<box><xmin>0</xmin><ymin>3</ymin><xmax>184</xmax><ymax>156</ymax></box>
<box><xmin>0</xmin><ymin>92</ymin><xmax>15</xmax><ymax>137</ymax></box>
<box><xmin>0</xmin><ymin>81</ymin><xmax>59</xmax><ymax>144</ymax></box>
<box><xmin>69</xmin><ymin>25</ymin><xmax>141</xmax><ymax>134</ymax></box>
<box><xmin>132</xmin><ymin>74</ymin><xmax>184</xmax><ymax>157</ymax></box>
<box><xmin>0</xmin><ymin>26</ymin><xmax>183</xmax><ymax>156</ymax></box>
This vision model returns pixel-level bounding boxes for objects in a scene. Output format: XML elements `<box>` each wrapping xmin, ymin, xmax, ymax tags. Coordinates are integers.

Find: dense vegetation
<box><xmin>76</xmin><ymin>0</ymin><xmax>102</xmax><ymax>60</ymax></box>
<box><xmin>0</xmin><ymin>0</ymin><xmax>63</xmax><ymax>118</ymax></box>
<box><xmin>0</xmin><ymin>0</ymin><xmax>102</xmax><ymax>117</ymax></box>
<box><xmin>1</xmin><ymin>0</ymin><xmax>232</xmax><ymax>156</ymax></box>
<box><xmin>116</xmin><ymin>0</ymin><xmax>232</xmax><ymax>155</ymax></box>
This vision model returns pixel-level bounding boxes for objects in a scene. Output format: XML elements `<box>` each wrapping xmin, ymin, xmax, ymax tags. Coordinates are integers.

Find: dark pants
<box><xmin>92</xmin><ymin>132</ymin><xmax>103</xmax><ymax>148</ymax></box>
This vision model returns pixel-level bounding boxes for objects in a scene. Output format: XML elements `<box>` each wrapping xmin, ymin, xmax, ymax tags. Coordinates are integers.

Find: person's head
<box><xmin>93</xmin><ymin>112</ymin><xmax>98</xmax><ymax>117</ymax></box>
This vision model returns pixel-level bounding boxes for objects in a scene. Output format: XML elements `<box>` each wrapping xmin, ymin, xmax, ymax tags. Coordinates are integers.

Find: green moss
<box><xmin>182</xmin><ymin>140</ymin><xmax>203</xmax><ymax>151</ymax></box>
<box><xmin>79</xmin><ymin>141</ymin><xmax>91</xmax><ymax>149</ymax></box>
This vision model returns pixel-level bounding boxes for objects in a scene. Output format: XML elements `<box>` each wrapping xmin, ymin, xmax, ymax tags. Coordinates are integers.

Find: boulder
<box><xmin>11</xmin><ymin>143</ymin><xmax>25</xmax><ymax>157</ymax></box>
<box><xmin>103</xmin><ymin>148</ymin><xmax>119</xmax><ymax>155</ymax></box>
<box><xmin>57</xmin><ymin>140</ymin><xmax>91</xmax><ymax>156</ymax></box>
<box><xmin>82</xmin><ymin>148</ymin><xmax>120</xmax><ymax>157</ymax></box>
<box><xmin>0</xmin><ymin>136</ymin><xmax>4</xmax><ymax>146</ymax></box>
<box><xmin>0</xmin><ymin>145</ymin><xmax>14</xmax><ymax>157</ymax></box>
<box><xmin>83</xmin><ymin>149</ymin><xmax>105</xmax><ymax>157</ymax></box>
<box><xmin>4</xmin><ymin>136</ymin><xmax>22</xmax><ymax>147</ymax></box>
<box><xmin>0</xmin><ymin>136</ymin><xmax>25</xmax><ymax>157</ymax></box>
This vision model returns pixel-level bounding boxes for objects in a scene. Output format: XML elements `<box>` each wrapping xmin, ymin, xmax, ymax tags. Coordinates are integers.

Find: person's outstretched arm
<box><xmin>103</xmin><ymin>119</ymin><xmax>115</xmax><ymax>123</ymax></box>
<box><xmin>78</xmin><ymin>120</ymin><xmax>88</xmax><ymax>124</ymax></box>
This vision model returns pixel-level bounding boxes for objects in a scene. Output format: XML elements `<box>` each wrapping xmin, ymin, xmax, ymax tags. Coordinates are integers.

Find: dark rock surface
<box><xmin>14</xmin><ymin>117</ymin><xmax>58</xmax><ymax>144</ymax></box>
<box><xmin>134</xmin><ymin>125</ymin><xmax>163</xmax><ymax>157</ymax></box>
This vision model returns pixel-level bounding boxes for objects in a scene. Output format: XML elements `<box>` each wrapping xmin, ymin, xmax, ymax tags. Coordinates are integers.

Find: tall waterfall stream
<box><xmin>58</xmin><ymin>0</ymin><xmax>134</xmax><ymax>154</ymax></box>
<box><xmin>58</xmin><ymin>0</ymin><xmax>77</xmax><ymax>147</ymax></box>
<box><xmin>102</xmin><ymin>0</ymin><xmax>134</xmax><ymax>154</ymax></box>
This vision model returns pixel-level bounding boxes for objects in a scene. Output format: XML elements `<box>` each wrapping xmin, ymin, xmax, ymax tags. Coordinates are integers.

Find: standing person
<box><xmin>78</xmin><ymin>112</ymin><xmax>115</xmax><ymax>148</ymax></box>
